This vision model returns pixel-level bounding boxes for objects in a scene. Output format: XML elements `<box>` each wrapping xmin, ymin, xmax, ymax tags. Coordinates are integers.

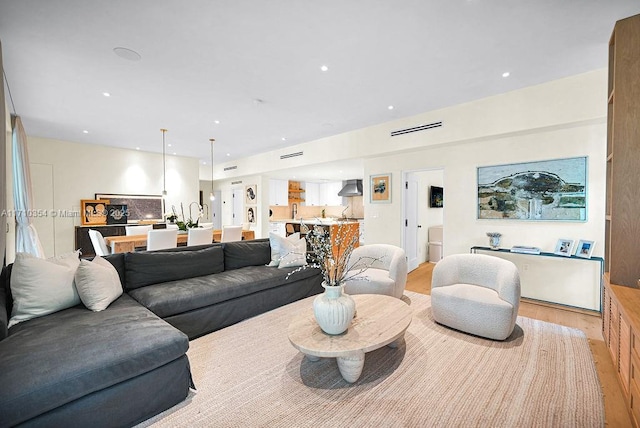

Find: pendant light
<box><xmin>209</xmin><ymin>138</ymin><xmax>215</xmax><ymax>201</ymax></box>
<box><xmin>161</xmin><ymin>128</ymin><xmax>168</xmax><ymax>197</ymax></box>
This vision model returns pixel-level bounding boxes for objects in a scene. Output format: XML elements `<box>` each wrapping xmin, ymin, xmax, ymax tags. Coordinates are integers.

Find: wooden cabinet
<box><xmin>75</xmin><ymin>225</ymin><xmax>127</xmax><ymax>257</ymax></box>
<box><xmin>604</xmin><ymin>276</ymin><xmax>640</xmax><ymax>426</ymax></box>
<box><xmin>269</xmin><ymin>179</ymin><xmax>288</xmax><ymax>206</ymax></box>
<box><xmin>606</xmin><ymin>13</ymin><xmax>640</xmax><ymax>287</ymax></box>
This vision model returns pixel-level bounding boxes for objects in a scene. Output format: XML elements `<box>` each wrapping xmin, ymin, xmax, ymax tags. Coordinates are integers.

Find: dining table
<box><xmin>104</xmin><ymin>229</ymin><xmax>255</xmax><ymax>253</ymax></box>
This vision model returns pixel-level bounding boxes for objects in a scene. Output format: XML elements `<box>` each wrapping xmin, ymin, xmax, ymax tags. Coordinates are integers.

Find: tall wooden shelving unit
<box><xmin>606</xmin><ymin>13</ymin><xmax>640</xmax><ymax>287</ymax></box>
<box><xmin>602</xmin><ymin>13</ymin><xmax>640</xmax><ymax>427</ymax></box>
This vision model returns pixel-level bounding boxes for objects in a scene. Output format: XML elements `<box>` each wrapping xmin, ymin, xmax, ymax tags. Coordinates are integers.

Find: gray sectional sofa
<box><xmin>0</xmin><ymin>238</ymin><xmax>322</xmax><ymax>427</ymax></box>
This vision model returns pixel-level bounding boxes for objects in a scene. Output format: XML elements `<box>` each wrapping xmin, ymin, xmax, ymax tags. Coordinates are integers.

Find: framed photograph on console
<box><xmin>575</xmin><ymin>239</ymin><xmax>595</xmax><ymax>259</ymax></box>
<box><xmin>81</xmin><ymin>199</ymin><xmax>109</xmax><ymax>225</ymax></box>
<box><xmin>554</xmin><ymin>238</ymin><xmax>575</xmax><ymax>257</ymax></box>
<box><xmin>370</xmin><ymin>174</ymin><xmax>391</xmax><ymax>203</ymax></box>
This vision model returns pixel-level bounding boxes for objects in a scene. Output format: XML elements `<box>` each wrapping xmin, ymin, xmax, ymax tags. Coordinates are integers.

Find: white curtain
<box><xmin>0</xmin><ymin>40</ymin><xmax>6</xmax><ymax>265</ymax></box>
<box><xmin>11</xmin><ymin>115</ymin><xmax>45</xmax><ymax>257</ymax></box>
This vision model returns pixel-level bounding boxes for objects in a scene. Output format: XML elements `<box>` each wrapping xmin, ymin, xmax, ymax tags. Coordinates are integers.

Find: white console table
<box><xmin>470</xmin><ymin>246</ymin><xmax>604</xmax><ymax>312</ymax></box>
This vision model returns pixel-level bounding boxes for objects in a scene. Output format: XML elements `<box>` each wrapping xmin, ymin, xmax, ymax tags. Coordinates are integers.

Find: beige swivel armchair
<box><xmin>343</xmin><ymin>244</ymin><xmax>408</xmax><ymax>299</ymax></box>
<box><xmin>430</xmin><ymin>253</ymin><xmax>521</xmax><ymax>341</ymax></box>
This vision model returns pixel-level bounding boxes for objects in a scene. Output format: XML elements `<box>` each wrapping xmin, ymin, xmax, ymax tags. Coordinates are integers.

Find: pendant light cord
<box><xmin>161</xmin><ymin>129</ymin><xmax>167</xmax><ymax>195</ymax></box>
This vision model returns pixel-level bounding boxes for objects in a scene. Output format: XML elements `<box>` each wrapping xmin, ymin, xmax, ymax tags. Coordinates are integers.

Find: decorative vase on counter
<box><xmin>486</xmin><ymin>232</ymin><xmax>502</xmax><ymax>250</ymax></box>
<box><xmin>313</xmin><ymin>282</ymin><xmax>356</xmax><ymax>335</ymax></box>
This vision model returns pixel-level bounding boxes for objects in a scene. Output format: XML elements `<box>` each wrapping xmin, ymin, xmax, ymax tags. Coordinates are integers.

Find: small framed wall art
<box><xmin>245</xmin><ymin>185</ymin><xmax>257</xmax><ymax>205</ymax></box>
<box><xmin>554</xmin><ymin>238</ymin><xmax>575</xmax><ymax>257</ymax></box>
<box><xmin>575</xmin><ymin>239</ymin><xmax>595</xmax><ymax>259</ymax></box>
<box><xmin>370</xmin><ymin>173</ymin><xmax>391</xmax><ymax>203</ymax></box>
<box><xmin>81</xmin><ymin>199</ymin><xmax>109</xmax><ymax>225</ymax></box>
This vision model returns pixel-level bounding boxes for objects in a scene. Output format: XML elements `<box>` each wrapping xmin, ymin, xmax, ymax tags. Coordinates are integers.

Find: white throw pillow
<box><xmin>278</xmin><ymin>236</ymin><xmax>308</xmax><ymax>269</ymax></box>
<box><xmin>75</xmin><ymin>256</ymin><xmax>123</xmax><ymax>311</ymax></box>
<box><xmin>9</xmin><ymin>251</ymin><xmax>81</xmax><ymax>328</ymax></box>
<box><xmin>268</xmin><ymin>232</ymin><xmax>300</xmax><ymax>267</ymax></box>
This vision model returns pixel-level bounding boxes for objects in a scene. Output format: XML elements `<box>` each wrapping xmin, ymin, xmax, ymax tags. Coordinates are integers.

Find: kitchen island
<box><xmin>285</xmin><ymin>219</ymin><xmax>360</xmax><ymax>256</ymax></box>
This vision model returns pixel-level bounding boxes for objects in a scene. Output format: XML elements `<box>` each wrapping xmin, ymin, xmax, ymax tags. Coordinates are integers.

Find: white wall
<box><xmin>22</xmin><ymin>136</ymin><xmax>199</xmax><ymax>259</ymax></box>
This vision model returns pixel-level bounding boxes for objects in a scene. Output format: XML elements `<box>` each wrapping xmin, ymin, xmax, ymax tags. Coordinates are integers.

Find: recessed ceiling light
<box><xmin>82</xmin><ymin>130</ymin><xmax>89</xmax><ymax>134</ymax></box>
<box><xmin>172</xmin><ymin>152</ymin><xmax>176</xmax><ymax>155</ymax></box>
<box><xmin>320</xmin><ymin>65</ymin><xmax>329</xmax><ymax>72</ymax></box>
<box><xmin>113</xmin><ymin>47</ymin><xmax>141</xmax><ymax>61</ymax></box>
<box><xmin>102</xmin><ymin>92</ymin><xmax>110</xmax><ymax>97</ymax></box>
<box><xmin>167</xmin><ymin>143</ymin><xmax>172</xmax><ymax>147</ymax></box>
<box><xmin>214</xmin><ymin>120</ymin><xmax>220</xmax><ymax>124</ymax></box>
<box><xmin>388</xmin><ymin>105</ymin><xmax>394</xmax><ymax>110</ymax></box>
<box><xmin>281</xmin><ymin>137</ymin><xmax>286</xmax><ymax>141</ymax></box>
<box><xmin>502</xmin><ymin>72</ymin><xmax>510</xmax><ymax>77</ymax></box>
<box><xmin>135</xmin><ymin>147</ymin><xmax>140</xmax><ymax>150</ymax></box>
<box><xmin>226</xmin><ymin>153</ymin><xmax>231</xmax><ymax>157</ymax></box>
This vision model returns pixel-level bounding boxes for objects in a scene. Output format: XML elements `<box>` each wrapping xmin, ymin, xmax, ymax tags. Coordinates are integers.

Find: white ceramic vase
<box><xmin>313</xmin><ymin>282</ymin><xmax>356</xmax><ymax>335</ymax></box>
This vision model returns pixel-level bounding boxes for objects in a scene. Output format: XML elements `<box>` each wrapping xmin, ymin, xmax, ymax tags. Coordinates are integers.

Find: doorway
<box><xmin>232</xmin><ymin>188</ymin><xmax>243</xmax><ymax>226</ymax></box>
<box><xmin>402</xmin><ymin>168</ymin><xmax>444</xmax><ymax>272</ymax></box>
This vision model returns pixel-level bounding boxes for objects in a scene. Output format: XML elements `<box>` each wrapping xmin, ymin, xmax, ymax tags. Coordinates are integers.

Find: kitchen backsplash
<box><xmin>270</xmin><ymin>197</ymin><xmax>363</xmax><ymax>220</ymax></box>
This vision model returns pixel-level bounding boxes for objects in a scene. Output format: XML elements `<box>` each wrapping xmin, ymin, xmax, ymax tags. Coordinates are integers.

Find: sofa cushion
<box><xmin>75</xmin><ymin>256</ymin><xmax>123</xmax><ymax>311</ymax></box>
<box><xmin>268</xmin><ymin>232</ymin><xmax>300</xmax><ymax>266</ymax></box>
<box><xmin>223</xmin><ymin>239</ymin><xmax>271</xmax><ymax>270</ymax></box>
<box><xmin>0</xmin><ymin>294</ymin><xmax>189</xmax><ymax>427</ymax></box>
<box><xmin>8</xmin><ymin>251</ymin><xmax>81</xmax><ymax>328</ymax></box>
<box><xmin>125</xmin><ymin>245</ymin><xmax>224</xmax><ymax>290</ymax></box>
<box><xmin>128</xmin><ymin>265</ymin><xmax>320</xmax><ymax>318</ymax></box>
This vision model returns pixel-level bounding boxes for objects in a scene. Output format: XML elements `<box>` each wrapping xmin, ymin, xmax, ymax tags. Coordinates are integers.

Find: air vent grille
<box><xmin>224</xmin><ymin>165</ymin><xmax>237</xmax><ymax>171</ymax></box>
<box><xmin>280</xmin><ymin>151</ymin><xmax>303</xmax><ymax>159</ymax></box>
<box><xmin>391</xmin><ymin>121</ymin><xmax>442</xmax><ymax>137</ymax></box>
<box><xmin>231</xmin><ymin>180</ymin><xmax>243</xmax><ymax>185</ymax></box>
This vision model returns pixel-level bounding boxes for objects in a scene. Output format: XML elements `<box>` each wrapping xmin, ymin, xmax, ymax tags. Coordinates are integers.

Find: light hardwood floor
<box><xmin>406</xmin><ymin>262</ymin><xmax>631</xmax><ymax>427</ymax></box>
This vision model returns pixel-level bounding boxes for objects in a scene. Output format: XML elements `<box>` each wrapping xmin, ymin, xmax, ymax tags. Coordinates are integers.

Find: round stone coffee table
<box><xmin>288</xmin><ymin>294</ymin><xmax>412</xmax><ymax>383</ymax></box>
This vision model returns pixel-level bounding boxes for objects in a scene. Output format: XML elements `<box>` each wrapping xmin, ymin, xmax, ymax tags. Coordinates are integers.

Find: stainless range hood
<box><xmin>338</xmin><ymin>179</ymin><xmax>363</xmax><ymax>197</ymax></box>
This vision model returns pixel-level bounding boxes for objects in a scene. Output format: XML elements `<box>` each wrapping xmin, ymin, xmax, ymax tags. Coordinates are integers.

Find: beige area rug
<box><xmin>138</xmin><ymin>291</ymin><xmax>604</xmax><ymax>427</ymax></box>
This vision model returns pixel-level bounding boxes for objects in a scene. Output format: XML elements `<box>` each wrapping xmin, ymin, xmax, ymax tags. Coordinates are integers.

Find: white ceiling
<box><xmin>1</xmin><ymin>1</ymin><xmax>639</xmax><ymax>177</ymax></box>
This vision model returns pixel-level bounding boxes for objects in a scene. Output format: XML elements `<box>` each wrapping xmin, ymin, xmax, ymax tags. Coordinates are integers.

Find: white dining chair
<box><xmin>88</xmin><ymin>229</ymin><xmax>112</xmax><ymax>256</ymax></box>
<box><xmin>187</xmin><ymin>227</ymin><xmax>213</xmax><ymax>246</ymax></box>
<box><xmin>221</xmin><ymin>225</ymin><xmax>243</xmax><ymax>242</ymax></box>
<box><xmin>125</xmin><ymin>225</ymin><xmax>153</xmax><ymax>236</ymax></box>
<box><xmin>146</xmin><ymin>229</ymin><xmax>178</xmax><ymax>251</ymax></box>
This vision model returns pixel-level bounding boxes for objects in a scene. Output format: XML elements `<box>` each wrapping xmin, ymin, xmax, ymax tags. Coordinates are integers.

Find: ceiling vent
<box><xmin>224</xmin><ymin>165</ymin><xmax>237</xmax><ymax>171</ymax></box>
<box><xmin>280</xmin><ymin>151</ymin><xmax>303</xmax><ymax>160</ymax></box>
<box><xmin>231</xmin><ymin>180</ymin><xmax>243</xmax><ymax>185</ymax></box>
<box><xmin>391</xmin><ymin>121</ymin><xmax>442</xmax><ymax>137</ymax></box>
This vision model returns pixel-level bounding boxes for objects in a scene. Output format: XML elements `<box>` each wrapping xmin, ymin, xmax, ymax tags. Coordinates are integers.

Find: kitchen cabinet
<box><xmin>305</xmin><ymin>182</ymin><xmax>320</xmax><ymax>206</ymax></box>
<box><xmin>269</xmin><ymin>179</ymin><xmax>288</xmax><ymax>206</ymax></box>
<box><xmin>322</xmin><ymin>181</ymin><xmax>344</xmax><ymax>206</ymax></box>
<box><xmin>269</xmin><ymin>221</ymin><xmax>286</xmax><ymax>237</ymax></box>
<box><xmin>303</xmin><ymin>181</ymin><xmax>343</xmax><ymax>206</ymax></box>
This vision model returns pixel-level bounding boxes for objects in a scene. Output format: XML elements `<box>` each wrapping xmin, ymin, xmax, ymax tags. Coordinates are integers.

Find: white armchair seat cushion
<box><xmin>431</xmin><ymin>283</ymin><xmax>514</xmax><ymax>340</ymax></box>
<box><xmin>343</xmin><ymin>268</ymin><xmax>395</xmax><ymax>296</ymax></box>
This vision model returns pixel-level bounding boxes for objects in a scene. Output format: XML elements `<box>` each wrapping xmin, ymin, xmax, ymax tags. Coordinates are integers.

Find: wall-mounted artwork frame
<box><xmin>477</xmin><ymin>156</ymin><xmax>587</xmax><ymax>221</ymax></box>
<box><xmin>81</xmin><ymin>199</ymin><xmax>109</xmax><ymax>225</ymax></box>
<box><xmin>245</xmin><ymin>185</ymin><xmax>257</xmax><ymax>205</ymax></box>
<box><xmin>246</xmin><ymin>206</ymin><xmax>256</xmax><ymax>224</ymax></box>
<box><xmin>95</xmin><ymin>193</ymin><xmax>163</xmax><ymax>222</ymax></box>
<box><xmin>370</xmin><ymin>173</ymin><xmax>391</xmax><ymax>203</ymax></box>
<box><xmin>430</xmin><ymin>186</ymin><xmax>443</xmax><ymax>208</ymax></box>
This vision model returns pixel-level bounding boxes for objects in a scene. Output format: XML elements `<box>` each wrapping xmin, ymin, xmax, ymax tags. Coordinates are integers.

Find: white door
<box><xmin>209</xmin><ymin>190</ymin><xmax>222</xmax><ymax>229</ymax></box>
<box><xmin>404</xmin><ymin>177</ymin><xmax>419</xmax><ymax>271</ymax></box>
<box><xmin>232</xmin><ymin>189</ymin><xmax>243</xmax><ymax>226</ymax></box>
